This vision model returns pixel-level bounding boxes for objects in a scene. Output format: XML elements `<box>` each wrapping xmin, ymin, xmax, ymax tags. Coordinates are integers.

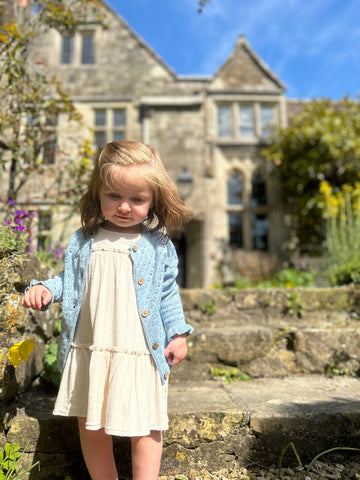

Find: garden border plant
<box><xmin>278</xmin><ymin>442</ymin><xmax>360</xmax><ymax>478</ymax></box>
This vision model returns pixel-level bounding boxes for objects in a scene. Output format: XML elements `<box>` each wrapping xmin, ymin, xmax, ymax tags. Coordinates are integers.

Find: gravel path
<box><xmin>158</xmin><ymin>458</ymin><xmax>360</xmax><ymax>479</ymax></box>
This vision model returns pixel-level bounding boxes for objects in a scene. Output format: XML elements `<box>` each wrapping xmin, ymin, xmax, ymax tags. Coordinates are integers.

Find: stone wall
<box><xmin>0</xmin><ymin>254</ymin><xmax>60</xmax><ymax>405</ymax></box>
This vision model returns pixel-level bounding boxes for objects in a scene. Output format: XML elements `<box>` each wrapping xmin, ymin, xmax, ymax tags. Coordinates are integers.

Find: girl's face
<box><xmin>99</xmin><ymin>165</ymin><xmax>153</xmax><ymax>233</ymax></box>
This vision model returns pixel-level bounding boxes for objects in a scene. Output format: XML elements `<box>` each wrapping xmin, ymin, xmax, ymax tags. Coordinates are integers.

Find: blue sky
<box><xmin>107</xmin><ymin>0</ymin><xmax>360</xmax><ymax>100</ymax></box>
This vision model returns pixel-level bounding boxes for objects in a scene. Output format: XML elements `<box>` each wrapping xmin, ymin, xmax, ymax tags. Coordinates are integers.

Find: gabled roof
<box><xmin>212</xmin><ymin>34</ymin><xmax>286</xmax><ymax>93</ymax></box>
<box><xmin>100</xmin><ymin>0</ymin><xmax>176</xmax><ymax>80</ymax></box>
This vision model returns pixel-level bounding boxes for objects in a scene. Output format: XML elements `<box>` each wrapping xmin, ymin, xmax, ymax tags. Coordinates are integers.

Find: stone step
<box><xmin>181</xmin><ymin>324</ymin><xmax>360</xmax><ymax>380</ymax></box>
<box><xmin>1</xmin><ymin>375</ymin><xmax>360</xmax><ymax>479</ymax></box>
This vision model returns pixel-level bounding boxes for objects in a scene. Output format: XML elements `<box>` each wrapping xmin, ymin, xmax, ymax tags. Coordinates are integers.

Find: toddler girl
<box><xmin>22</xmin><ymin>141</ymin><xmax>194</xmax><ymax>480</ymax></box>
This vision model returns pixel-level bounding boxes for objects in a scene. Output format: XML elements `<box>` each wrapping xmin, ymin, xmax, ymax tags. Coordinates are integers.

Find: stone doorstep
<box><xmin>1</xmin><ymin>375</ymin><xmax>360</xmax><ymax>479</ymax></box>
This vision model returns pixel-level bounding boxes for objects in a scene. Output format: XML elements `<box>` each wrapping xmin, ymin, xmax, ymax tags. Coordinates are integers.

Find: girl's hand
<box><xmin>22</xmin><ymin>285</ymin><xmax>52</xmax><ymax>311</ymax></box>
<box><xmin>163</xmin><ymin>334</ymin><xmax>188</xmax><ymax>367</ymax></box>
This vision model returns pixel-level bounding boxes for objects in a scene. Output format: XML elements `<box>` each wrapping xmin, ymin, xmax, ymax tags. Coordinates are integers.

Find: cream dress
<box><xmin>53</xmin><ymin>227</ymin><xmax>169</xmax><ymax>436</ymax></box>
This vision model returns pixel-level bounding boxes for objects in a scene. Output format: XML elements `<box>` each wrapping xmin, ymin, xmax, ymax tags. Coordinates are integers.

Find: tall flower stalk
<box><xmin>319</xmin><ymin>180</ymin><xmax>360</xmax><ymax>285</ymax></box>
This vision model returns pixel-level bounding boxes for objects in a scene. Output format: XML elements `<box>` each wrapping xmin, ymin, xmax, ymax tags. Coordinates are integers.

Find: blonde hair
<box><xmin>79</xmin><ymin>141</ymin><xmax>193</xmax><ymax>237</ymax></box>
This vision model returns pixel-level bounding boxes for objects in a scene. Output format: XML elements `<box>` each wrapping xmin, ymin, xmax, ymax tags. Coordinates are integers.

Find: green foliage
<box><xmin>319</xmin><ymin>182</ymin><xmax>360</xmax><ymax>286</ymax></box>
<box><xmin>0</xmin><ymin>442</ymin><xmax>39</xmax><ymax>479</ymax></box>
<box><xmin>0</xmin><ymin>1</ymin><xmax>99</xmax><ymax>202</ymax></box>
<box><xmin>263</xmin><ymin>98</ymin><xmax>360</xmax><ymax>255</ymax></box>
<box><xmin>0</xmin><ymin>225</ymin><xmax>28</xmax><ymax>257</ymax></box>
<box><xmin>278</xmin><ymin>442</ymin><xmax>360</xmax><ymax>478</ymax></box>
<box><xmin>325</xmin><ymin>360</ymin><xmax>358</xmax><ymax>378</ymax></box>
<box><xmin>35</xmin><ymin>240</ymin><xmax>65</xmax><ymax>270</ymax></box>
<box><xmin>256</xmin><ymin>267</ymin><xmax>316</xmax><ymax>289</ymax></box>
<box><xmin>283</xmin><ymin>293</ymin><xmax>304</xmax><ymax>318</ymax></box>
<box><xmin>196</xmin><ymin>299</ymin><xmax>217</xmax><ymax>315</ymax></box>
<box><xmin>209</xmin><ymin>366</ymin><xmax>250</xmax><ymax>383</ymax></box>
<box><xmin>41</xmin><ymin>339</ymin><xmax>61</xmax><ymax>387</ymax></box>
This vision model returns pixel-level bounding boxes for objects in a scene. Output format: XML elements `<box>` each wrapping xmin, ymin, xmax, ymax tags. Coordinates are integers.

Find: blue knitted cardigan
<box><xmin>30</xmin><ymin>227</ymin><xmax>193</xmax><ymax>384</ymax></box>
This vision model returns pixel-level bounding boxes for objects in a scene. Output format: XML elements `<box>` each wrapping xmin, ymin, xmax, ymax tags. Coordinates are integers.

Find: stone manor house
<box><xmin>2</xmin><ymin>0</ymin><xmax>303</xmax><ymax>288</ymax></box>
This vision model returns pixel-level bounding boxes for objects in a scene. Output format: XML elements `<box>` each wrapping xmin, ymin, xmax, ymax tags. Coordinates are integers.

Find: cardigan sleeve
<box><xmin>160</xmin><ymin>239</ymin><xmax>194</xmax><ymax>341</ymax></box>
<box><xmin>26</xmin><ymin>229</ymin><xmax>83</xmax><ymax>309</ymax></box>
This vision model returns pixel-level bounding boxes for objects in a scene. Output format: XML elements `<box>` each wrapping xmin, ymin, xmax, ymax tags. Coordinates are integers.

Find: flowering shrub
<box><xmin>318</xmin><ymin>180</ymin><xmax>360</xmax><ymax>285</ymax></box>
<box><xmin>36</xmin><ymin>243</ymin><xmax>65</xmax><ymax>269</ymax></box>
<box><xmin>0</xmin><ymin>201</ymin><xmax>36</xmax><ymax>257</ymax></box>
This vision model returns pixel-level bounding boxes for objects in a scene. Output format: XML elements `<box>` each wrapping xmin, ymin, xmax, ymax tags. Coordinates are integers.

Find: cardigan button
<box><xmin>141</xmin><ymin>310</ymin><xmax>149</xmax><ymax>318</ymax></box>
<box><xmin>138</xmin><ymin>278</ymin><xmax>144</xmax><ymax>285</ymax></box>
<box><xmin>152</xmin><ymin>342</ymin><xmax>159</xmax><ymax>350</ymax></box>
<box><xmin>164</xmin><ymin>372</ymin><xmax>169</xmax><ymax>379</ymax></box>
<box><xmin>132</xmin><ymin>245</ymin><xmax>138</xmax><ymax>252</ymax></box>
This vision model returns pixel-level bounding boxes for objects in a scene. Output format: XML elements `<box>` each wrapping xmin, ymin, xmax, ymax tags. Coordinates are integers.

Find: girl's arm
<box><xmin>160</xmin><ymin>241</ymin><xmax>193</xmax><ymax>364</ymax></box>
<box><xmin>163</xmin><ymin>333</ymin><xmax>188</xmax><ymax>366</ymax></box>
<box><xmin>22</xmin><ymin>284</ymin><xmax>52</xmax><ymax>311</ymax></box>
<box><xmin>22</xmin><ymin>271</ymin><xmax>65</xmax><ymax>310</ymax></box>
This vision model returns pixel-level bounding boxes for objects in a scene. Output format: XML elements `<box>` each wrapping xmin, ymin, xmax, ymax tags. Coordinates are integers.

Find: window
<box><xmin>216</xmin><ymin>103</ymin><xmax>277</xmax><ymax>141</ymax></box>
<box><xmin>37</xmin><ymin>211</ymin><xmax>52</xmax><ymax>251</ymax></box>
<box><xmin>81</xmin><ymin>32</ymin><xmax>94</xmax><ymax>64</ymax></box>
<box><xmin>217</xmin><ymin>105</ymin><xmax>232</xmax><ymax>138</ymax></box>
<box><xmin>239</xmin><ymin>105</ymin><xmax>254</xmax><ymax>138</ymax></box>
<box><xmin>112</xmin><ymin>109</ymin><xmax>126</xmax><ymax>141</ymax></box>
<box><xmin>42</xmin><ymin>115</ymin><xmax>58</xmax><ymax>164</ymax></box>
<box><xmin>94</xmin><ymin>108</ymin><xmax>126</xmax><ymax>151</ymax></box>
<box><xmin>60</xmin><ymin>35</ymin><xmax>74</xmax><ymax>64</ymax></box>
<box><xmin>229</xmin><ymin>213</ymin><xmax>243</xmax><ymax>247</ymax></box>
<box><xmin>260</xmin><ymin>106</ymin><xmax>275</xmax><ymax>138</ymax></box>
<box><xmin>251</xmin><ymin>173</ymin><xmax>267</xmax><ymax>207</ymax></box>
<box><xmin>227</xmin><ymin>170</ymin><xmax>269</xmax><ymax>251</ymax></box>
<box><xmin>252</xmin><ymin>213</ymin><xmax>268</xmax><ymax>250</ymax></box>
<box><xmin>42</xmin><ymin>136</ymin><xmax>57</xmax><ymax>164</ymax></box>
<box><xmin>227</xmin><ymin>172</ymin><xmax>243</xmax><ymax>205</ymax></box>
<box><xmin>59</xmin><ymin>30</ymin><xmax>96</xmax><ymax>65</ymax></box>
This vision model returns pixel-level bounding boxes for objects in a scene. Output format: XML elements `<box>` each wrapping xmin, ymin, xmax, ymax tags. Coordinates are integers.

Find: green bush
<box><xmin>256</xmin><ymin>267</ymin><xmax>316</xmax><ymax>289</ymax></box>
<box><xmin>328</xmin><ymin>258</ymin><xmax>360</xmax><ymax>286</ymax></box>
<box><xmin>41</xmin><ymin>339</ymin><xmax>61</xmax><ymax>387</ymax></box>
<box><xmin>0</xmin><ymin>442</ymin><xmax>39</xmax><ymax>479</ymax></box>
<box><xmin>0</xmin><ymin>224</ymin><xmax>29</xmax><ymax>257</ymax></box>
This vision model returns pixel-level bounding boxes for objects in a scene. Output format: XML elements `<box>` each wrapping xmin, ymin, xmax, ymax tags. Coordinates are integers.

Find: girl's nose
<box><xmin>118</xmin><ymin>201</ymin><xmax>131</xmax><ymax>212</ymax></box>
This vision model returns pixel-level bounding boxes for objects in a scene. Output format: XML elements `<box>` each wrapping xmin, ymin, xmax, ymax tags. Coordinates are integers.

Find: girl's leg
<box><xmin>131</xmin><ymin>431</ymin><xmax>163</xmax><ymax>480</ymax></box>
<box><xmin>78</xmin><ymin>417</ymin><xmax>118</xmax><ymax>480</ymax></box>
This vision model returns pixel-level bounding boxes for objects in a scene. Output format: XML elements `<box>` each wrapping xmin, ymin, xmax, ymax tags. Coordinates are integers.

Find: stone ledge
<box><xmin>1</xmin><ymin>376</ymin><xmax>360</xmax><ymax>479</ymax></box>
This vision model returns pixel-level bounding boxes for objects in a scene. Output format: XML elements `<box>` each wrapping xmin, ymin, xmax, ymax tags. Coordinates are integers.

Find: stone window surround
<box><xmin>214</xmin><ymin>98</ymin><xmax>279</xmax><ymax>142</ymax></box>
<box><xmin>226</xmin><ymin>167</ymin><xmax>269</xmax><ymax>251</ymax></box>
<box><xmin>57</xmin><ymin>25</ymin><xmax>100</xmax><ymax>66</ymax></box>
<box><xmin>92</xmin><ymin>103</ymin><xmax>128</xmax><ymax>150</ymax></box>
<box><xmin>37</xmin><ymin>209</ymin><xmax>52</xmax><ymax>251</ymax></box>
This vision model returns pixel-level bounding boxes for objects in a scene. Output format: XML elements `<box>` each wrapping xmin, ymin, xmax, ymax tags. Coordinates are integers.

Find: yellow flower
<box><xmin>342</xmin><ymin>184</ymin><xmax>353</xmax><ymax>193</ymax></box>
<box><xmin>319</xmin><ymin>180</ymin><xmax>331</xmax><ymax>196</ymax></box>
<box><xmin>9</xmin><ymin>339</ymin><xmax>35</xmax><ymax>368</ymax></box>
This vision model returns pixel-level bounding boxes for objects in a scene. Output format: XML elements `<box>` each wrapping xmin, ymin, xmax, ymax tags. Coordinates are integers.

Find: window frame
<box><xmin>81</xmin><ymin>31</ymin><xmax>94</xmax><ymax>65</ymax></box>
<box><xmin>226</xmin><ymin>169</ymin><xmax>269</xmax><ymax>251</ymax></box>
<box><xmin>59</xmin><ymin>27</ymin><xmax>98</xmax><ymax>66</ymax></box>
<box><xmin>93</xmin><ymin>106</ymin><xmax>127</xmax><ymax>151</ymax></box>
<box><xmin>216</xmin><ymin>101</ymin><xmax>277</xmax><ymax>142</ymax></box>
<box><xmin>60</xmin><ymin>35</ymin><xmax>74</xmax><ymax>64</ymax></box>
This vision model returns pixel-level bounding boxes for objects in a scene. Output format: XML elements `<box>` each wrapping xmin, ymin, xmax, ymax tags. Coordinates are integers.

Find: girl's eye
<box><xmin>133</xmin><ymin>198</ymin><xmax>142</xmax><ymax>203</ymax></box>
